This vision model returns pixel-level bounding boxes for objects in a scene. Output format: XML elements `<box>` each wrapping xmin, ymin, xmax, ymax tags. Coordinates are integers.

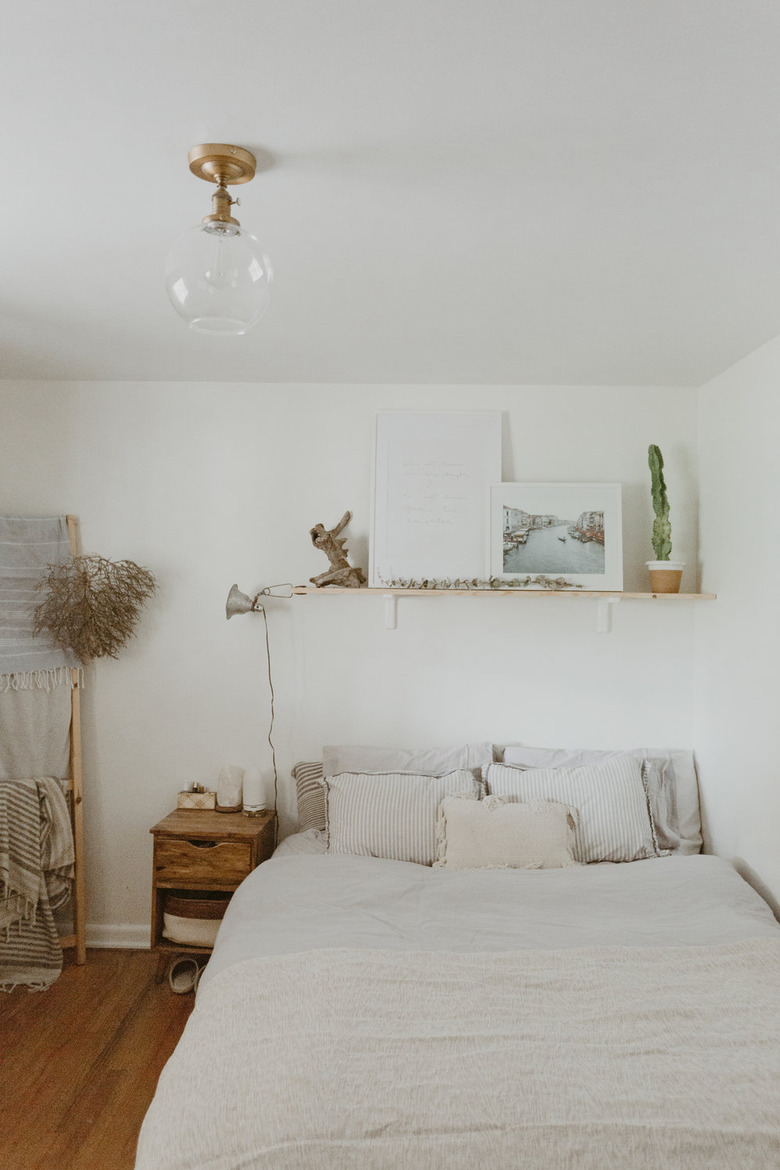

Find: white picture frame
<box><xmin>370</xmin><ymin>411</ymin><xmax>502</xmax><ymax>587</ymax></box>
<box><xmin>488</xmin><ymin>482</ymin><xmax>623</xmax><ymax>590</ymax></box>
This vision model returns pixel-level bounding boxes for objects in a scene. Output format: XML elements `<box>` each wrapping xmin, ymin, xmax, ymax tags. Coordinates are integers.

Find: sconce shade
<box><xmin>225</xmin><ymin>584</ymin><xmax>256</xmax><ymax>620</ymax></box>
<box><xmin>165</xmin><ymin>223</ymin><xmax>272</xmax><ymax>335</ymax></box>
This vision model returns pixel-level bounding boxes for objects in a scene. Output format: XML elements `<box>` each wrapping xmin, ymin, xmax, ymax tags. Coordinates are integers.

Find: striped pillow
<box><xmin>294</xmin><ymin>756</ymin><xmax>488</xmax><ymax>834</ymax></box>
<box><xmin>501</xmin><ymin>745</ymin><xmax>695</xmax><ymax>854</ymax></box>
<box><xmin>292</xmin><ymin>762</ymin><xmax>326</xmax><ymax>832</ymax></box>
<box><xmin>325</xmin><ymin>770</ymin><xmax>479</xmax><ymax>866</ymax></box>
<box><xmin>484</xmin><ymin>758</ymin><xmax>660</xmax><ymax>863</ymax></box>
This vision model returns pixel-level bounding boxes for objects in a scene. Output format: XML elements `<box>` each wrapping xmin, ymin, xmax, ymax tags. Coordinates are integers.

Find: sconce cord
<box><xmin>257</xmin><ymin>603</ymin><xmax>279</xmax><ymax>845</ymax></box>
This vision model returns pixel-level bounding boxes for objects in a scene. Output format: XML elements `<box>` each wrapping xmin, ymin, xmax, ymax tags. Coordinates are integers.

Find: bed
<box><xmin>136</xmin><ymin>746</ymin><xmax>780</xmax><ymax>1169</ymax></box>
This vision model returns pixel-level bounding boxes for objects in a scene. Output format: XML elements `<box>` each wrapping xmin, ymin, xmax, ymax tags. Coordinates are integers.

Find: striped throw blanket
<box><xmin>0</xmin><ymin>777</ymin><xmax>74</xmax><ymax>991</ymax></box>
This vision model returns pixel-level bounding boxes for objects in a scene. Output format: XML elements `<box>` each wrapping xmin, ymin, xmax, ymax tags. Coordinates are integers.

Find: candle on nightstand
<box><xmin>243</xmin><ymin>767</ymin><xmax>265</xmax><ymax>814</ymax></box>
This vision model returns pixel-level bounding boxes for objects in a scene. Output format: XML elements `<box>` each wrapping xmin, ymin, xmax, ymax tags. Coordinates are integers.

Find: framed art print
<box><xmin>488</xmin><ymin>482</ymin><xmax>623</xmax><ymax>590</ymax></box>
<box><xmin>370</xmin><ymin>411</ymin><xmax>502</xmax><ymax>587</ymax></box>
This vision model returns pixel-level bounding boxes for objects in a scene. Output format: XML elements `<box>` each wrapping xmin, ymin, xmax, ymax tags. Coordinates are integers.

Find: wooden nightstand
<box><xmin>150</xmin><ymin>808</ymin><xmax>276</xmax><ymax>981</ymax></box>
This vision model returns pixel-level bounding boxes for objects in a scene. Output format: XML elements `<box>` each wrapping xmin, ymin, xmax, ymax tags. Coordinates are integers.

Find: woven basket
<box><xmin>164</xmin><ymin>890</ymin><xmax>231</xmax><ymax>920</ymax></box>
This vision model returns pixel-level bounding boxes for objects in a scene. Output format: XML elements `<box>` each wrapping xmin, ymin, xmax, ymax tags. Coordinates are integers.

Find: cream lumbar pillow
<box><xmin>434</xmin><ymin>794</ymin><xmax>579</xmax><ymax>870</ymax></box>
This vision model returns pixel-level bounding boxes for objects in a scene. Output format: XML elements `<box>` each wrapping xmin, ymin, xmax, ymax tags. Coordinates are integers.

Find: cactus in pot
<box><xmin>646</xmin><ymin>444</ymin><xmax>683</xmax><ymax>592</ymax></box>
<box><xmin>648</xmin><ymin>444</ymin><xmax>672</xmax><ymax>560</ymax></box>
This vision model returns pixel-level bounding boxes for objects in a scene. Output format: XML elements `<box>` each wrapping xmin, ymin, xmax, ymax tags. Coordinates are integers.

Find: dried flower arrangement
<box><xmin>34</xmin><ymin>555</ymin><xmax>156</xmax><ymax>661</ymax></box>
<box><xmin>377</xmin><ymin>575</ymin><xmax>583</xmax><ymax>591</ymax></box>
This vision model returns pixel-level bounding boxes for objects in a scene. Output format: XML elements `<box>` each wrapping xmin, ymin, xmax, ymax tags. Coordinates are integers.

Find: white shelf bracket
<box><xmin>596</xmin><ymin>596</ymin><xmax>620</xmax><ymax>634</ymax></box>
<box><xmin>384</xmin><ymin>593</ymin><xmax>399</xmax><ymax>630</ymax></box>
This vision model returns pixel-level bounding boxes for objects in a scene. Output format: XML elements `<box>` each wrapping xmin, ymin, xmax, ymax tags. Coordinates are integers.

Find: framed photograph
<box><xmin>488</xmin><ymin>483</ymin><xmax>623</xmax><ymax>590</ymax></box>
<box><xmin>370</xmin><ymin>411</ymin><xmax>502</xmax><ymax>587</ymax></box>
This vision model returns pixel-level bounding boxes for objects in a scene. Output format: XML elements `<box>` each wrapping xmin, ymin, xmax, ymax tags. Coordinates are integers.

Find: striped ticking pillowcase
<box><xmin>292</xmin><ymin>762</ymin><xmax>326</xmax><ymax>832</ymax></box>
<box><xmin>483</xmin><ymin>757</ymin><xmax>660</xmax><ymax>864</ymax></box>
<box><xmin>325</xmin><ymin>770</ymin><xmax>479</xmax><ymax>866</ymax></box>
<box><xmin>294</xmin><ymin>759</ymin><xmax>487</xmax><ymax>834</ymax></box>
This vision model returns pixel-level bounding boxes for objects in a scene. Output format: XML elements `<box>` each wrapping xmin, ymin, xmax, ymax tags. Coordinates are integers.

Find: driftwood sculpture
<box><xmin>309</xmin><ymin>511</ymin><xmax>366</xmax><ymax>589</ymax></box>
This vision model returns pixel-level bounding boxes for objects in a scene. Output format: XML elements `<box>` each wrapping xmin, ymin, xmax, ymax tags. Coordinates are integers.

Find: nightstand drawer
<box><xmin>154</xmin><ymin>838</ymin><xmax>252</xmax><ymax>885</ymax></box>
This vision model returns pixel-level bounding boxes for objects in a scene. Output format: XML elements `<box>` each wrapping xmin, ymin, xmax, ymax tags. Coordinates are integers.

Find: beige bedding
<box><xmin>137</xmin><ymin>938</ymin><xmax>780</xmax><ymax>1169</ymax></box>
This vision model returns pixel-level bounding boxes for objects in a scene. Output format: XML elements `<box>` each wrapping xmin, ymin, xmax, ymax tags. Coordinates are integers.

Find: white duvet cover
<box><xmin>200</xmin><ymin>850</ymin><xmax>779</xmax><ymax>989</ymax></box>
<box><xmin>137</xmin><ymin>853</ymin><xmax>780</xmax><ymax>1170</ymax></box>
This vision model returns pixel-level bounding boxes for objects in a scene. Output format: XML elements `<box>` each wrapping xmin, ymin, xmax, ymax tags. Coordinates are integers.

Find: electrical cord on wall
<box><xmin>226</xmin><ymin>580</ymin><xmax>292</xmax><ymax>846</ymax></box>
<box><xmin>258</xmin><ymin>602</ymin><xmax>279</xmax><ymax>847</ymax></box>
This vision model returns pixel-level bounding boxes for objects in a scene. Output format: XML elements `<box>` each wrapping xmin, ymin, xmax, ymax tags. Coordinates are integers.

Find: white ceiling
<box><xmin>3</xmin><ymin>0</ymin><xmax>780</xmax><ymax>386</ymax></box>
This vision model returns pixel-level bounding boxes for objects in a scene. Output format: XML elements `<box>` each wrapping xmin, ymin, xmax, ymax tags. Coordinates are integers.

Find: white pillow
<box><xmin>434</xmin><ymin>795</ymin><xmax>579</xmax><ymax>871</ymax></box>
<box><xmin>322</xmin><ymin>742</ymin><xmax>493</xmax><ymax>778</ymax></box>
<box><xmin>325</xmin><ymin>769</ymin><xmax>479</xmax><ymax>866</ymax></box>
<box><xmin>484</xmin><ymin>758</ymin><xmax>660</xmax><ymax>864</ymax></box>
<box><xmin>501</xmin><ymin>745</ymin><xmax>700</xmax><ymax>855</ymax></box>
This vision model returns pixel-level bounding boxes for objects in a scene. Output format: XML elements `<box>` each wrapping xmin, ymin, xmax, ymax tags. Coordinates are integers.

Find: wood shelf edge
<box><xmin>292</xmin><ymin>586</ymin><xmax>716</xmax><ymax>600</ymax></box>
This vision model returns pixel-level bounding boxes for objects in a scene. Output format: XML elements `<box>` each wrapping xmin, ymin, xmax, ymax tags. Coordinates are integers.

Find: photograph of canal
<box><xmin>489</xmin><ymin>483</ymin><xmax>623</xmax><ymax>590</ymax></box>
<box><xmin>502</xmin><ymin>507</ymin><xmax>605</xmax><ymax>575</ymax></box>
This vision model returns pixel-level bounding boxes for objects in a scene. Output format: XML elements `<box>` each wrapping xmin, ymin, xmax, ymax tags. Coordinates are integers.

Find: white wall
<box><xmin>0</xmin><ymin>381</ymin><xmax>699</xmax><ymax>942</ymax></box>
<box><xmin>696</xmin><ymin>337</ymin><xmax>780</xmax><ymax>910</ymax></box>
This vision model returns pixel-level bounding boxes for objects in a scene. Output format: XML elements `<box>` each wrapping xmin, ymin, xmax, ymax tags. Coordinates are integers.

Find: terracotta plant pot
<box><xmin>647</xmin><ymin>560</ymin><xmax>684</xmax><ymax>594</ymax></box>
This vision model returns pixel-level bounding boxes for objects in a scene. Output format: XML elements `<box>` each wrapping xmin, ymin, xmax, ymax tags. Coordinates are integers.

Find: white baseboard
<box><xmin>86</xmin><ymin>923</ymin><xmax>151</xmax><ymax>949</ymax></box>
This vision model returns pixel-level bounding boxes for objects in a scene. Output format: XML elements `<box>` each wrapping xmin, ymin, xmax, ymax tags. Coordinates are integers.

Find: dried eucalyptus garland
<box><xmin>377</xmin><ymin>575</ymin><xmax>583</xmax><ymax>591</ymax></box>
<box><xmin>34</xmin><ymin>555</ymin><xmax>156</xmax><ymax>661</ymax></box>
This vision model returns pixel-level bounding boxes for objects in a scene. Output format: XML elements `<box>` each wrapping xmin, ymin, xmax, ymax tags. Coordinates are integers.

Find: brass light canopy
<box><xmin>188</xmin><ymin>144</ymin><xmax>257</xmax><ymax>184</ymax></box>
<box><xmin>165</xmin><ymin>142</ymin><xmax>272</xmax><ymax>335</ymax></box>
<box><xmin>188</xmin><ymin>144</ymin><xmax>257</xmax><ymax>233</ymax></box>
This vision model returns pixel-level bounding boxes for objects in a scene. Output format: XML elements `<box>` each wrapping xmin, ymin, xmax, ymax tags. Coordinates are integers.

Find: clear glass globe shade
<box><xmin>164</xmin><ymin>222</ymin><xmax>272</xmax><ymax>335</ymax></box>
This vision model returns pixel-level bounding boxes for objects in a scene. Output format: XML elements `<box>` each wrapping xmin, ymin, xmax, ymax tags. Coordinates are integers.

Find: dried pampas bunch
<box><xmin>34</xmin><ymin>555</ymin><xmax>156</xmax><ymax>661</ymax></box>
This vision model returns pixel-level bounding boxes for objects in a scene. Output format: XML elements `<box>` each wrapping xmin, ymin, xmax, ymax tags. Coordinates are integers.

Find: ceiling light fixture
<box><xmin>165</xmin><ymin>144</ymin><xmax>272</xmax><ymax>336</ymax></box>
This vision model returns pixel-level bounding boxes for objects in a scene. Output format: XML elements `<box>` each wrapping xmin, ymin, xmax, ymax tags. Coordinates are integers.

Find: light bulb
<box><xmin>165</xmin><ymin>221</ymin><xmax>272</xmax><ymax>335</ymax></box>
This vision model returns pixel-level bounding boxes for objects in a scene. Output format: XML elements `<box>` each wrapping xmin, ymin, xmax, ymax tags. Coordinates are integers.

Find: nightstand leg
<box><xmin>155</xmin><ymin>951</ymin><xmax>170</xmax><ymax>983</ymax></box>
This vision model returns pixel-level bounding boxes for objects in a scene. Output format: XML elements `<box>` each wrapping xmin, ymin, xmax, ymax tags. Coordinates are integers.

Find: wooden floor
<box><xmin>0</xmin><ymin>948</ymin><xmax>195</xmax><ymax>1170</ymax></box>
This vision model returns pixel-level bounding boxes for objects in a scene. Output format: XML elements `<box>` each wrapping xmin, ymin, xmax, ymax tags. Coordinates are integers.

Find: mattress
<box><xmin>137</xmin><ymin>851</ymin><xmax>780</xmax><ymax>1169</ymax></box>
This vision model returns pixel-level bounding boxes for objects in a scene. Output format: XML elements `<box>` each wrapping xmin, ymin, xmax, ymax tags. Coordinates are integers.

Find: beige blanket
<box><xmin>137</xmin><ymin>939</ymin><xmax>780</xmax><ymax>1169</ymax></box>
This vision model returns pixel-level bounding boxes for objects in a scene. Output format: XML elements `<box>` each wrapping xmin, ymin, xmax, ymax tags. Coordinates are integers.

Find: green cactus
<box><xmin>648</xmin><ymin>444</ymin><xmax>672</xmax><ymax>560</ymax></box>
